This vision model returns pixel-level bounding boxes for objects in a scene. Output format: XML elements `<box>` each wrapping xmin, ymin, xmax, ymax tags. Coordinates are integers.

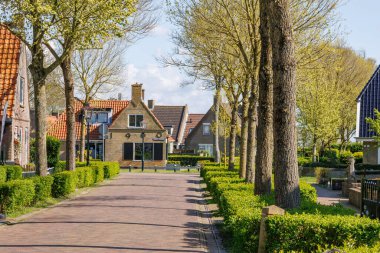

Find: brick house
<box><xmin>48</xmin><ymin>84</ymin><xmax>170</xmax><ymax>168</ymax></box>
<box><xmin>0</xmin><ymin>25</ymin><xmax>30</xmax><ymax>166</ymax></box>
<box><xmin>150</xmin><ymin>102</ymin><xmax>188</xmax><ymax>153</ymax></box>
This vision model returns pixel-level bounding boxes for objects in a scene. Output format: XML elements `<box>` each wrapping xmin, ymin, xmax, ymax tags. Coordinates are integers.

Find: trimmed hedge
<box><xmin>92</xmin><ymin>165</ymin><xmax>104</xmax><ymax>183</ymax></box>
<box><xmin>5</xmin><ymin>165</ymin><xmax>23</xmax><ymax>181</ymax></box>
<box><xmin>168</xmin><ymin>155</ymin><xmax>214</xmax><ymax>166</ymax></box>
<box><xmin>31</xmin><ymin>176</ymin><xmax>54</xmax><ymax>202</ymax></box>
<box><xmin>93</xmin><ymin>162</ymin><xmax>120</xmax><ymax>179</ymax></box>
<box><xmin>75</xmin><ymin>167</ymin><xmax>95</xmax><ymax>188</ymax></box>
<box><xmin>201</xmin><ymin>164</ymin><xmax>380</xmax><ymax>253</ymax></box>
<box><xmin>0</xmin><ymin>167</ymin><xmax>6</xmax><ymax>183</ymax></box>
<box><xmin>52</xmin><ymin>171</ymin><xmax>78</xmax><ymax>197</ymax></box>
<box><xmin>0</xmin><ymin>179</ymin><xmax>35</xmax><ymax>214</ymax></box>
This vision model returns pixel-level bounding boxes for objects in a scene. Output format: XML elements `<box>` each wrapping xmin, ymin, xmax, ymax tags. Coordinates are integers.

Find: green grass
<box><xmin>120</xmin><ymin>168</ymin><xmax>200</xmax><ymax>174</ymax></box>
<box><xmin>300</xmin><ymin>176</ymin><xmax>317</xmax><ymax>184</ymax></box>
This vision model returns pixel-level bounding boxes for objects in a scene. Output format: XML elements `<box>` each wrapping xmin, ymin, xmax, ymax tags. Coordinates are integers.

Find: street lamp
<box><xmin>83</xmin><ymin>103</ymin><xmax>93</xmax><ymax>166</ymax></box>
<box><xmin>140</xmin><ymin>120</ymin><xmax>147</xmax><ymax>171</ymax></box>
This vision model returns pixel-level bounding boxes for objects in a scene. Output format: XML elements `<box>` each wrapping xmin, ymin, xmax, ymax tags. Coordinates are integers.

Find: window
<box><xmin>202</xmin><ymin>123</ymin><xmax>211</xmax><ymax>135</ymax></box>
<box><xmin>129</xmin><ymin>114</ymin><xmax>144</xmax><ymax>128</ymax></box>
<box><xmin>198</xmin><ymin>144</ymin><xmax>213</xmax><ymax>156</ymax></box>
<box><xmin>123</xmin><ymin>142</ymin><xmax>164</xmax><ymax>161</ymax></box>
<box><xmin>19</xmin><ymin>77</ymin><xmax>24</xmax><ymax>105</ymax></box>
<box><xmin>134</xmin><ymin>143</ymin><xmax>153</xmax><ymax>160</ymax></box>
<box><xmin>90</xmin><ymin>112</ymin><xmax>109</xmax><ymax>124</ymax></box>
<box><xmin>189</xmin><ymin>128</ymin><xmax>194</xmax><ymax>133</ymax></box>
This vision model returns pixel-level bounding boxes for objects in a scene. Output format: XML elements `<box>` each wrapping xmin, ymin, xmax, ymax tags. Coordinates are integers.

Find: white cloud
<box><xmin>151</xmin><ymin>25</ymin><xmax>170</xmax><ymax>37</ymax></box>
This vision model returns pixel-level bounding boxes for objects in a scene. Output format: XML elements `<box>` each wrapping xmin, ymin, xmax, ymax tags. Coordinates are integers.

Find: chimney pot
<box><xmin>148</xmin><ymin>99</ymin><xmax>155</xmax><ymax>110</ymax></box>
<box><xmin>142</xmin><ymin>89</ymin><xmax>145</xmax><ymax>101</ymax></box>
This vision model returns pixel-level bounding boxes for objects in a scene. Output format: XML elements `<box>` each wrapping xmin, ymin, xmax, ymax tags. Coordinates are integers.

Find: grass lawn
<box><xmin>300</xmin><ymin>176</ymin><xmax>317</xmax><ymax>184</ymax></box>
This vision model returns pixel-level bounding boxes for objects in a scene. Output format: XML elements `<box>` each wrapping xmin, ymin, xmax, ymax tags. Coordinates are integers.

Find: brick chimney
<box><xmin>148</xmin><ymin>99</ymin><xmax>155</xmax><ymax>110</ymax></box>
<box><xmin>131</xmin><ymin>83</ymin><xmax>143</xmax><ymax>102</ymax></box>
<box><xmin>142</xmin><ymin>89</ymin><xmax>145</xmax><ymax>101</ymax></box>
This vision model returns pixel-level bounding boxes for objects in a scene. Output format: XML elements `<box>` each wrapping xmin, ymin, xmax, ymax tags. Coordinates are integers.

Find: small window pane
<box><xmin>203</xmin><ymin>124</ymin><xmax>210</xmax><ymax>135</ymax></box>
<box><xmin>97</xmin><ymin>112</ymin><xmax>108</xmax><ymax>123</ymax></box>
<box><xmin>129</xmin><ymin>115</ymin><xmax>136</xmax><ymax>127</ymax></box>
<box><xmin>136</xmin><ymin>115</ymin><xmax>144</xmax><ymax>127</ymax></box>
<box><xmin>134</xmin><ymin>143</ymin><xmax>153</xmax><ymax>160</ymax></box>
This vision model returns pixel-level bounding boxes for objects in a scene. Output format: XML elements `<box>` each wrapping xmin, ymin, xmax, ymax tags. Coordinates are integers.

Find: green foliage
<box><xmin>297</xmin><ymin>156</ymin><xmax>311</xmax><ymax>166</ymax></box>
<box><xmin>367</xmin><ymin>109</ymin><xmax>380</xmax><ymax>141</ymax></box>
<box><xmin>265</xmin><ymin>214</ymin><xmax>380</xmax><ymax>252</ymax></box>
<box><xmin>167</xmin><ymin>160</ymin><xmax>181</xmax><ymax>165</ymax></box>
<box><xmin>315</xmin><ymin>167</ymin><xmax>329</xmax><ymax>184</ymax></box>
<box><xmin>52</xmin><ymin>171</ymin><xmax>77</xmax><ymax>197</ymax></box>
<box><xmin>94</xmin><ymin>162</ymin><xmax>119</xmax><ymax>179</ymax></box>
<box><xmin>299</xmin><ymin>181</ymin><xmax>317</xmax><ymax>203</ymax></box>
<box><xmin>348</xmin><ymin>143</ymin><xmax>363</xmax><ymax>153</ymax></box>
<box><xmin>0</xmin><ymin>167</ymin><xmax>6</xmax><ymax>183</ymax></box>
<box><xmin>339</xmin><ymin>150</ymin><xmax>353</xmax><ymax>164</ymax></box>
<box><xmin>324</xmin><ymin>148</ymin><xmax>340</xmax><ymax>160</ymax></box>
<box><xmin>168</xmin><ymin>155</ymin><xmax>214</xmax><ymax>166</ymax></box>
<box><xmin>31</xmin><ymin>176</ymin><xmax>54</xmax><ymax>202</ymax></box>
<box><xmin>5</xmin><ymin>166</ymin><xmax>23</xmax><ymax>181</ymax></box>
<box><xmin>31</xmin><ymin>137</ymin><xmax>61</xmax><ymax>168</ymax></box>
<box><xmin>92</xmin><ymin>165</ymin><xmax>104</xmax><ymax>183</ymax></box>
<box><xmin>75</xmin><ymin>167</ymin><xmax>95</xmax><ymax>188</ymax></box>
<box><xmin>353</xmin><ymin>151</ymin><xmax>363</xmax><ymax>164</ymax></box>
<box><xmin>0</xmin><ymin>180</ymin><xmax>35</xmax><ymax>214</ymax></box>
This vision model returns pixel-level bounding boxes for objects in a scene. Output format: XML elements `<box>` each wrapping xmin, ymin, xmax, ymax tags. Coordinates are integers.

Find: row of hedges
<box><xmin>168</xmin><ymin>155</ymin><xmax>214</xmax><ymax>166</ymax></box>
<box><xmin>0</xmin><ymin>162</ymin><xmax>120</xmax><ymax>215</ymax></box>
<box><xmin>0</xmin><ymin>165</ymin><xmax>23</xmax><ymax>183</ymax></box>
<box><xmin>201</xmin><ymin>165</ymin><xmax>380</xmax><ymax>252</ymax></box>
<box><xmin>298</xmin><ymin>149</ymin><xmax>363</xmax><ymax>167</ymax></box>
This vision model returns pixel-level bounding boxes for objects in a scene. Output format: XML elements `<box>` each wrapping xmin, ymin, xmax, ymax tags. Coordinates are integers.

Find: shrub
<box><xmin>5</xmin><ymin>165</ymin><xmax>23</xmax><ymax>181</ymax></box>
<box><xmin>168</xmin><ymin>155</ymin><xmax>214</xmax><ymax>166</ymax></box>
<box><xmin>97</xmin><ymin>162</ymin><xmax>119</xmax><ymax>179</ymax></box>
<box><xmin>0</xmin><ymin>179</ymin><xmax>35</xmax><ymax>214</ymax></box>
<box><xmin>31</xmin><ymin>136</ymin><xmax>61</xmax><ymax>167</ymax></box>
<box><xmin>324</xmin><ymin>148</ymin><xmax>340</xmax><ymax>162</ymax></box>
<box><xmin>52</xmin><ymin>171</ymin><xmax>77</xmax><ymax>197</ymax></box>
<box><xmin>75</xmin><ymin>167</ymin><xmax>94</xmax><ymax>188</ymax></box>
<box><xmin>299</xmin><ymin>181</ymin><xmax>317</xmax><ymax>203</ymax></box>
<box><xmin>353</xmin><ymin>151</ymin><xmax>363</xmax><ymax>164</ymax></box>
<box><xmin>92</xmin><ymin>165</ymin><xmax>104</xmax><ymax>183</ymax></box>
<box><xmin>31</xmin><ymin>176</ymin><xmax>54</xmax><ymax>202</ymax></box>
<box><xmin>0</xmin><ymin>167</ymin><xmax>6</xmax><ymax>183</ymax></box>
<box><xmin>298</xmin><ymin>156</ymin><xmax>311</xmax><ymax>166</ymax></box>
<box><xmin>339</xmin><ymin>150</ymin><xmax>353</xmax><ymax>164</ymax></box>
<box><xmin>167</xmin><ymin>160</ymin><xmax>181</xmax><ymax>165</ymax></box>
<box><xmin>266</xmin><ymin>214</ymin><xmax>380</xmax><ymax>253</ymax></box>
<box><xmin>315</xmin><ymin>167</ymin><xmax>329</xmax><ymax>184</ymax></box>
<box><xmin>348</xmin><ymin>142</ymin><xmax>363</xmax><ymax>153</ymax></box>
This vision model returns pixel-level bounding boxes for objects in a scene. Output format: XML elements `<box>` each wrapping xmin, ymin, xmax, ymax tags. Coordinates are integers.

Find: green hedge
<box><xmin>31</xmin><ymin>176</ymin><xmax>54</xmax><ymax>202</ymax></box>
<box><xmin>168</xmin><ymin>155</ymin><xmax>214</xmax><ymax>166</ymax></box>
<box><xmin>4</xmin><ymin>166</ymin><xmax>23</xmax><ymax>181</ymax></box>
<box><xmin>0</xmin><ymin>167</ymin><xmax>6</xmax><ymax>183</ymax></box>
<box><xmin>93</xmin><ymin>162</ymin><xmax>119</xmax><ymax>179</ymax></box>
<box><xmin>52</xmin><ymin>171</ymin><xmax>77</xmax><ymax>197</ymax></box>
<box><xmin>92</xmin><ymin>165</ymin><xmax>104</xmax><ymax>183</ymax></box>
<box><xmin>0</xmin><ymin>179</ymin><xmax>35</xmax><ymax>214</ymax></box>
<box><xmin>54</xmin><ymin>161</ymin><xmax>88</xmax><ymax>173</ymax></box>
<box><xmin>201</xmin><ymin>164</ymin><xmax>380</xmax><ymax>253</ymax></box>
<box><xmin>75</xmin><ymin>167</ymin><xmax>95</xmax><ymax>188</ymax></box>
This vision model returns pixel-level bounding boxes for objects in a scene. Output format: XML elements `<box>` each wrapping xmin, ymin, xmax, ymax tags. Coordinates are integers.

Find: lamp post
<box><xmin>82</xmin><ymin>103</ymin><xmax>93</xmax><ymax>166</ymax></box>
<box><xmin>140</xmin><ymin>121</ymin><xmax>147</xmax><ymax>171</ymax></box>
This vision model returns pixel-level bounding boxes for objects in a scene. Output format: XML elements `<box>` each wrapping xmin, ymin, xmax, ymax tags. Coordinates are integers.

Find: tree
<box><xmin>271</xmin><ymin>0</ymin><xmax>300</xmax><ymax>209</ymax></box>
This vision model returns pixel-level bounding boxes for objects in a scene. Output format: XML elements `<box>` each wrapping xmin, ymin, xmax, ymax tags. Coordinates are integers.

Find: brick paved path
<box><xmin>0</xmin><ymin>173</ymin><xmax>209</xmax><ymax>253</ymax></box>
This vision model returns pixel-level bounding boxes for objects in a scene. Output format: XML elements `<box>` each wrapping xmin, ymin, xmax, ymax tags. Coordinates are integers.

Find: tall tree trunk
<box><xmin>79</xmin><ymin>114</ymin><xmax>86</xmax><ymax>162</ymax></box>
<box><xmin>61</xmin><ymin>53</ymin><xmax>76</xmax><ymax>171</ymax></box>
<box><xmin>29</xmin><ymin>43</ymin><xmax>48</xmax><ymax>176</ymax></box>
<box><xmin>228</xmin><ymin>102</ymin><xmax>238</xmax><ymax>171</ymax></box>
<box><xmin>213</xmin><ymin>85</ymin><xmax>221</xmax><ymax>163</ymax></box>
<box><xmin>239</xmin><ymin>91</ymin><xmax>249</xmax><ymax>178</ymax></box>
<box><xmin>255</xmin><ymin>0</ymin><xmax>274</xmax><ymax>195</ymax></box>
<box><xmin>246</xmin><ymin>79</ymin><xmax>258</xmax><ymax>183</ymax></box>
<box><xmin>271</xmin><ymin>0</ymin><xmax>300</xmax><ymax>209</ymax></box>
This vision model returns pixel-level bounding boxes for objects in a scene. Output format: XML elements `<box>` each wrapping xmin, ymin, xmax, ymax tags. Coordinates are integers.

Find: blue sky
<box><xmin>114</xmin><ymin>0</ymin><xmax>380</xmax><ymax>113</ymax></box>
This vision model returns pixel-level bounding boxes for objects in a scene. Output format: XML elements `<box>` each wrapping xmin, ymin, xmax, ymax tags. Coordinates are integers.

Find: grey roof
<box><xmin>152</xmin><ymin>105</ymin><xmax>187</xmax><ymax>143</ymax></box>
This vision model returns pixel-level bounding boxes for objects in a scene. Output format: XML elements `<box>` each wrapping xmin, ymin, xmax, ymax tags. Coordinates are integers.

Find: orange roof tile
<box><xmin>0</xmin><ymin>25</ymin><xmax>21</xmax><ymax>118</ymax></box>
<box><xmin>48</xmin><ymin>100</ymin><xmax>130</xmax><ymax>140</ymax></box>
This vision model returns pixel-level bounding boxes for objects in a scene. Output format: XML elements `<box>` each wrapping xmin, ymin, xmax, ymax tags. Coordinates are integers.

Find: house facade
<box><xmin>356</xmin><ymin>65</ymin><xmax>380</xmax><ymax>164</ymax></box>
<box><xmin>48</xmin><ymin>84</ymin><xmax>169</xmax><ymax>168</ymax></box>
<box><xmin>0</xmin><ymin>25</ymin><xmax>30</xmax><ymax>166</ymax></box>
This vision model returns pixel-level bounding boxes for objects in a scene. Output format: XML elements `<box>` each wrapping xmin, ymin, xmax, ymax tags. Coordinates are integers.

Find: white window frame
<box><xmin>202</xmin><ymin>123</ymin><xmax>211</xmax><ymax>135</ymax></box>
<box><xmin>198</xmin><ymin>144</ymin><xmax>213</xmax><ymax>156</ymax></box>
<box><xmin>19</xmin><ymin>77</ymin><xmax>25</xmax><ymax>106</ymax></box>
<box><xmin>128</xmin><ymin>114</ymin><xmax>144</xmax><ymax>128</ymax></box>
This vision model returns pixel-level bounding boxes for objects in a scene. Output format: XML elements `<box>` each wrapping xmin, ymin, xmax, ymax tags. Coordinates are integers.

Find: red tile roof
<box><xmin>184</xmin><ymin>114</ymin><xmax>205</xmax><ymax>139</ymax></box>
<box><xmin>48</xmin><ymin>100</ymin><xmax>130</xmax><ymax>140</ymax></box>
<box><xmin>0</xmin><ymin>25</ymin><xmax>21</xmax><ymax>118</ymax></box>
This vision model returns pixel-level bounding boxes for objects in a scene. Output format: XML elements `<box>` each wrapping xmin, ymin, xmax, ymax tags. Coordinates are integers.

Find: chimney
<box><xmin>148</xmin><ymin>99</ymin><xmax>155</xmax><ymax>110</ymax></box>
<box><xmin>142</xmin><ymin>89</ymin><xmax>145</xmax><ymax>101</ymax></box>
<box><xmin>118</xmin><ymin>93</ymin><xmax>122</xmax><ymax>100</ymax></box>
<box><xmin>131</xmin><ymin>83</ymin><xmax>143</xmax><ymax>102</ymax></box>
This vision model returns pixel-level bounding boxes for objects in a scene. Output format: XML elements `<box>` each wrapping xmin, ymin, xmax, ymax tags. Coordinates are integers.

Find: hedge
<box><xmin>201</xmin><ymin>164</ymin><xmax>380</xmax><ymax>253</ymax></box>
<box><xmin>31</xmin><ymin>176</ymin><xmax>54</xmax><ymax>202</ymax></box>
<box><xmin>4</xmin><ymin>165</ymin><xmax>23</xmax><ymax>181</ymax></box>
<box><xmin>0</xmin><ymin>167</ymin><xmax>6</xmax><ymax>183</ymax></box>
<box><xmin>0</xmin><ymin>179</ymin><xmax>35</xmax><ymax>214</ymax></box>
<box><xmin>92</xmin><ymin>161</ymin><xmax>120</xmax><ymax>179</ymax></box>
<box><xmin>75</xmin><ymin>167</ymin><xmax>95</xmax><ymax>188</ymax></box>
<box><xmin>168</xmin><ymin>155</ymin><xmax>214</xmax><ymax>166</ymax></box>
<box><xmin>92</xmin><ymin>165</ymin><xmax>104</xmax><ymax>183</ymax></box>
<box><xmin>52</xmin><ymin>171</ymin><xmax>78</xmax><ymax>197</ymax></box>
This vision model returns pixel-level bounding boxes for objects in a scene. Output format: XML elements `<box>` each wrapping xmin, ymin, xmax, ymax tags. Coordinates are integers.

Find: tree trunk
<box><xmin>61</xmin><ymin>54</ymin><xmax>76</xmax><ymax>171</ymax></box>
<box><xmin>255</xmin><ymin>0</ymin><xmax>274</xmax><ymax>195</ymax></box>
<box><xmin>246</xmin><ymin>78</ymin><xmax>258</xmax><ymax>183</ymax></box>
<box><xmin>29</xmin><ymin>44</ymin><xmax>48</xmax><ymax>176</ymax></box>
<box><xmin>271</xmin><ymin>0</ymin><xmax>300</xmax><ymax>209</ymax></box>
<box><xmin>312</xmin><ymin>143</ymin><xmax>317</xmax><ymax>162</ymax></box>
<box><xmin>228</xmin><ymin>102</ymin><xmax>238</xmax><ymax>171</ymax></box>
<box><xmin>79</xmin><ymin>112</ymin><xmax>86</xmax><ymax>162</ymax></box>
<box><xmin>213</xmin><ymin>86</ymin><xmax>221</xmax><ymax>163</ymax></box>
<box><xmin>239</xmin><ymin>92</ymin><xmax>249</xmax><ymax>178</ymax></box>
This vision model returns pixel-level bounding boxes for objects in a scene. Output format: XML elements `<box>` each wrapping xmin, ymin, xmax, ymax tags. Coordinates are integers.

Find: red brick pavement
<box><xmin>0</xmin><ymin>173</ymin><xmax>207</xmax><ymax>253</ymax></box>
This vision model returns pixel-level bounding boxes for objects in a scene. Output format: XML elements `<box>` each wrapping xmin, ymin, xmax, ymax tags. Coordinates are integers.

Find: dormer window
<box><xmin>129</xmin><ymin>114</ymin><xmax>144</xmax><ymax>128</ymax></box>
<box><xmin>19</xmin><ymin>77</ymin><xmax>24</xmax><ymax>106</ymax></box>
<box><xmin>203</xmin><ymin>123</ymin><xmax>211</xmax><ymax>135</ymax></box>
<box><xmin>90</xmin><ymin>111</ymin><xmax>109</xmax><ymax>124</ymax></box>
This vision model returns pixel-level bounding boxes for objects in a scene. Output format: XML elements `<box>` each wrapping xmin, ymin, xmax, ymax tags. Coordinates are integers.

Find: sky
<box><xmin>113</xmin><ymin>0</ymin><xmax>380</xmax><ymax>114</ymax></box>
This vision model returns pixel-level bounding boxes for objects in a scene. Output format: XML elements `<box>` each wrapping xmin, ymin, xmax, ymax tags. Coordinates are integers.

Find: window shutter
<box><xmin>154</xmin><ymin>143</ymin><xmax>163</xmax><ymax>160</ymax></box>
<box><xmin>124</xmin><ymin>143</ymin><xmax>133</xmax><ymax>160</ymax></box>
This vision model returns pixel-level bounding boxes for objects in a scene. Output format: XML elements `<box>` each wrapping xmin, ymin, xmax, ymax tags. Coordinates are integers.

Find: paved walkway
<box><xmin>0</xmin><ymin>173</ymin><xmax>218</xmax><ymax>253</ymax></box>
<box><xmin>313</xmin><ymin>184</ymin><xmax>359</xmax><ymax>212</ymax></box>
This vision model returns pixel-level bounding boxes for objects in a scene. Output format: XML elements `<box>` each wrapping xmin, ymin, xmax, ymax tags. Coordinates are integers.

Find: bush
<box><xmin>167</xmin><ymin>160</ymin><xmax>181</xmax><ymax>165</ymax></box>
<box><xmin>92</xmin><ymin>165</ymin><xmax>104</xmax><ymax>183</ymax></box>
<box><xmin>353</xmin><ymin>151</ymin><xmax>363</xmax><ymax>164</ymax></box>
<box><xmin>96</xmin><ymin>162</ymin><xmax>119</xmax><ymax>179</ymax></box>
<box><xmin>168</xmin><ymin>155</ymin><xmax>214</xmax><ymax>166</ymax></box>
<box><xmin>324</xmin><ymin>148</ymin><xmax>340</xmax><ymax>161</ymax></box>
<box><xmin>31</xmin><ymin>136</ymin><xmax>61</xmax><ymax>168</ymax></box>
<box><xmin>299</xmin><ymin>181</ymin><xmax>317</xmax><ymax>203</ymax></box>
<box><xmin>0</xmin><ymin>179</ymin><xmax>35</xmax><ymax>214</ymax></box>
<box><xmin>75</xmin><ymin>167</ymin><xmax>94</xmax><ymax>188</ymax></box>
<box><xmin>31</xmin><ymin>176</ymin><xmax>54</xmax><ymax>202</ymax></box>
<box><xmin>5</xmin><ymin>165</ymin><xmax>23</xmax><ymax>181</ymax></box>
<box><xmin>52</xmin><ymin>171</ymin><xmax>77</xmax><ymax>197</ymax></box>
<box><xmin>348</xmin><ymin>142</ymin><xmax>363</xmax><ymax>153</ymax></box>
<box><xmin>315</xmin><ymin>167</ymin><xmax>329</xmax><ymax>184</ymax></box>
<box><xmin>298</xmin><ymin>157</ymin><xmax>311</xmax><ymax>166</ymax></box>
<box><xmin>339</xmin><ymin>150</ymin><xmax>353</xmax><ymax>164</ymax></box>
<box><xmin>0</xmin><ymin>167</ymin><xmax>6</xmax><ymax>183</ymax></box>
